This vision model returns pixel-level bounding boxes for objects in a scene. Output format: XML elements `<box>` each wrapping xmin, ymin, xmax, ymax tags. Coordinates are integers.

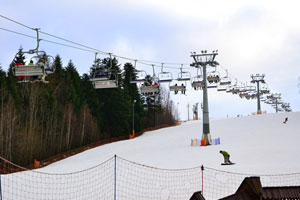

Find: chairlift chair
<box><xmin>226</xmin><ymin>86</ymin><xmax>234</xmax><ymax>93</ymax></box>
<box><xmin>158</xmin><ymin>63</ymin><xmax>173</xmax><ymax>83</ymax></box>
<box><xmin>140</xmin><ymin>67</ymin><xmax>160</xmax><ymax>96</ymax></box>
<box><xmin>260</xmin><ymin>84</ymin><xmax>270</xmax><ymax>94</ymax></box>
<box><xmin>140</xmin><ymin>77</ymin><xmax>160</xmax><ymax>96</ymax></box>
<box><xmin>207</xmin><ymin>68</ymin><xmax>220</xmax><ymax>84</ymax></box>
<box><xmin>191</xmin><ymin>75</ymin><xmax>205</xmax><ymax>90</ymax></box>
<box><xmin>130</xmin><ymin>70</ymin><xmax>147</xmax><ymax>83</ymax></box>
<box><xmin>245</xmin><ymin>91</ymin><xmax>256</xmax><ymax>99</ymax></box>
<box><xmin>245</xmin><ymin>85</ymin><xmax>256</xmax><ymax>92</ymax></box>
<box><xmin>239</xmin><ymin>92</ymin><xmax>248</xmax><ymax>98</ymax></box>
<box><xmin>169</xmin><ymin>83</ymin><xmax>186</xmax><ymax>94</ymax></box>
<box><xmin>140</xmin><ymin>84</ymin><xmax>159</xmax><ymax>96</ymax></box>
<box><xmin>90</xmin><ymin>53</ymin><xmax>118</xmax><ymax>89</ymax></box>
<box><xmin>220</xmin><ymin>77</ymin><xmax>231</xmax><ymax>85</ymax></box>
<box><xmin>12</xmin><ymin>29</ymin><xmax>55</xmax><ymax>83</ymax></box>
<box><xmin>191</xmin><ymin>68</ymin><xmax>205</xmax><ymax>90</ymax></box>
<box><xmin>207</xmin><ymin>82</ymin><xmax>218</xmax><ymax>88</ymax></box>
<box><xmin>177</xmin><ymin>64</ymin><xmax>191</xmax><ymax>81</ymax></box>
<box><xmin>13</xmin><ymin>55</ymin><xmax>44</xmax><ymax>77</ymax></box>
<box><xmin>217</xmin><ymin>84</ymin><xmax>227</xmax><ymax>91</ymax></box>
<box><xmin>13</xmin><ymin>51</ymin><xmax>55</xmax><ymax>83</ymax></box>
<box><xmin>91</xmin><ymin>72</ymin><xmax>118</xmax><ymax>89</ymax></box>
<box><xmin>170</xmin><ymin>64</ymin><xmax>189</xmax><ymax>94</ymax></box>
<box><xmin>231</xmin><ymin>86</ymin><xmax>240</xmax><ymax>94</ymax></box>
<box><xmin>219</xmin><ymin>70</ymin><xmax>231</xmax><ymax>85</ymax></box>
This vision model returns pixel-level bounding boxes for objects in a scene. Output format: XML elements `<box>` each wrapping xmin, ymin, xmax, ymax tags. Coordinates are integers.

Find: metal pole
<box><xmin>257</xmin><ymin>82</ymin><xmax>261</xmax><ymax>114</ymax></box>
<box><xmin>202</xmin><ymin>64</ymin><xmax>210</xmax><ymax>143</ymax></box>
<box><xmin>177</xmin><ymin>102</ymin><xmax>179</xmax><ymax>121</ymax></box>
<box><xmin>132</xmin><ymin>100</ymin><xmax>136</xmax><ymax>136</ymax></box>
<box><xmin>191</xmin><ymin>51</ymin><xmax>218</xmax><ymax>144</ymax></box>
<box><xmin>187</xmin><ymin>103</ymin><xmax>190</xmax><ymax>121</ymax></box>
<box><xmin>201</xmin><ymin>165</ymin><xmax>204</xmax><ymax>196</ymax></box>
<box><xmin>114</xmin><ymin>155</ymin><xmax>117</xmax><ymax>200</ymax></box>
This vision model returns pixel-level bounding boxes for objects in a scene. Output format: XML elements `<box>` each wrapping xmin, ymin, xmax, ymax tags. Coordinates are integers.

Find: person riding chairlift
<box><xmin>181</xmin><ymin>83</ymin><xmax>186</xmax><ymax>94</ymax></box>
<box><xmin>152</xmin><ymin>82</ymin><xmax>159</xmax><ymax>87</ymax></box>
<box><xmin>28</xmin><ymin>60</ymin><xmax>34</xmax><ymax>66</ymax></box>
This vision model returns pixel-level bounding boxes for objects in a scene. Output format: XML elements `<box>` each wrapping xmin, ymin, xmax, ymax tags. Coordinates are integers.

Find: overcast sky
<box><xmin>1</xmin><ymin>0</ymin><xmax>300</xmax><ymax>120</ymax></box>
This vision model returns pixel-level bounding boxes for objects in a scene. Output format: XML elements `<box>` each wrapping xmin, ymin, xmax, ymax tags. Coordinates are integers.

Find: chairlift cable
<box><xmin>0</xmin><ymin>27</ymin><xmax>36</xmax><ymax>39</ymax></box>
<box><xmin>0</xmin><ymin>27</ymin><xmax>96</xmax><ymax>53</ymax></box>
<box><xmin>39</xmin><ymin>31</ymin><xmax>108</xmax><ymax>55</ymax></box>
<box><xmin>1</xmin><ymin>14</ymin><xmax>190</xmax><ymax>69</ymax></box>
<box><xmin>0</xmin><ymin>14</ymin><xmax>34</xmax><ymax>30</ymax></box>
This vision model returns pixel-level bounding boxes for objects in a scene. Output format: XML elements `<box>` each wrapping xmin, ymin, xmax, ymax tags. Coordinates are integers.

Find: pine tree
<box><xmin>13</xmin><ymin>47</ymin><xmax>26</xmax><ymax>65</ymax></box>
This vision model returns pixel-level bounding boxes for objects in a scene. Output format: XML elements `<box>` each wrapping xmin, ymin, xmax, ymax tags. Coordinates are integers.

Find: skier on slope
<box><xmin>219</xmin><ymin>150</ymin><xmax>232</xmax><ymax>164</ymax></box>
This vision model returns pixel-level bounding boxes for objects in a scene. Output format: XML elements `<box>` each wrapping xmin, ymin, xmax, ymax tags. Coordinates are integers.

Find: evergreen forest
<box><xmin>0</xmin><ymin>49</ymin><xmax>177</xmax><ymax>166</ymax></box>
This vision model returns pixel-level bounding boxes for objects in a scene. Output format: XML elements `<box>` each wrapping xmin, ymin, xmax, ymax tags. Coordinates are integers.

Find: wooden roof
<box><xmin>262</xmin><ymin>186</ymin><xmax>300</xmax><ymax>200</ymax></box>
<box><xmin>219</xmin><ymin>176</ymin><xmax>300</xmax><ymax>200</ymax></box>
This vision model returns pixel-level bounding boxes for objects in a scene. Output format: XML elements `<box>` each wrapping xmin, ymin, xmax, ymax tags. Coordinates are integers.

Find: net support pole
<box><xmin>201</xmin><ymin>165</ymin><xmax>204</xmax><ymax>197</ymax></box>
<box><xmin>114</xmin><ymin>154</ymin><xmax>117</xmax><ymax>200</ymax></box>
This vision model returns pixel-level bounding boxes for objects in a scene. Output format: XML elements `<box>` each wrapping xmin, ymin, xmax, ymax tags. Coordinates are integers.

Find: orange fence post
<box><xmin>129</xmin><ymin>130</ymin><xmax>135</xmax><ymax>139</ymax></box>
<box><xmin>34</xmin><ymin>159</ymin><xmax>41</xmax><ymax>168</ymax></box>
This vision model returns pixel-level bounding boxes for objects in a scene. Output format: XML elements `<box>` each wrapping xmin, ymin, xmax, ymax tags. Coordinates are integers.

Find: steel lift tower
<box><xmin>251</xmin><ymin>74</ymin><xmax>266</xmax><ymax>114</ymax></box>
<box><xmin>191</xmin><ymin>50</ymin><xmax>219</xmax><ymax>145</ymax></box>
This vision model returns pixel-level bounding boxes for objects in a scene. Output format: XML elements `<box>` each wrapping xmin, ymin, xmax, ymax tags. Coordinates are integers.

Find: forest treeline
<box><xmin>0</xmin><ymin>51</ymin><xmax>176</xmax><ymax>166</ymax></box>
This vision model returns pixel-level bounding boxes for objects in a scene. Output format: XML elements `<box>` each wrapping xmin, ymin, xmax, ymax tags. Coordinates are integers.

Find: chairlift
<box><xmin>130</xmin><ymin>60</ymin><xmax>147</xmax><ymax>83</ymax></box>
<box><xmin>12</xmin><ymin>29</ymin><xmax>55</xmax><ymax>83</ymax></box>
<box><xmin>191</xmin><ymin>68</ymin><xmax>204</xmax><ymax>90</ymax></box>
<box><xmin>169</xmin><ymin>83</ymin><xmax>186</xmax><ymax>94</ymax></box>
<box><xmin>170</xmin><ymin>64</ymin><xmax>188</xmax><ymax>94</ymax></box>
<box><xmin>207</xmin><ymin>82</ymin><xmax>218</xmax><ymax>89</ymax></box>
<box><xmin>226</xmin><ymin>86</ymin><xmax>234</xmax><ymax>93</ymax></box>
<box><xmin>207</xmin><ymin>67</ymin><xmax>220</xmax><ymax>84</ymax></box>
<box><xmin>239</xmin><ymin>92</ymin><xmax>248</xmax><ymax>99</ymax></box>
<box><xmin>260</xmin><ymin>84</ymin><xmax>270</xmax><ymax>94</ymax></box>
<box><xmin>90</xmin><ymin>53</ymin><xmax>118</xmax><ymax>89</ymax></box>
<box><xmin>217</xmin><ymin>84</ymin><xmax>227</xmax><ymax>92</ymax></box>
<box><xmin>245</xmin><ymin>85</ymin><xmax>256</xmax><ymax>92</ymax></box>
<box><xmin>130</xmin><ymin>70</ymin><xmax>147</xmax><ymax>83</ymax></box>
<box><xmin>177</xmin><ymin>64</ymin><xmax>191</xmax><ymax>81</ymax></box>
<box><xmin>13</xmin><ymin>51</ymin><xmax>55</xmax><ymax>76</ymax></box>
<box><xmin>158</xmin><ymin>63</ymin><xmax>173</xmax><ymax>83</ymax></box>
<box><xmin>140</xmin><ymin>65</ymin><xmax>160</xmax><ymax>96</ymax></box>
<box><xmin>219</xmin><ymin>70</ymin><xmax>231</xmax><ymax>85</ymax></box>
<box><xmin>231</xmin><ymin>86</ymin><xmax>241</xmax><ymax>94</ymax></box>
<box><xmin>140</xmin><ymin>84</ymin><xmax>159</xmax><ymax>96</ymax></box>
<box><xmin>265</xmin><ymin>100</ymin><xmax>273</xmax><ymax>104</ymax></box>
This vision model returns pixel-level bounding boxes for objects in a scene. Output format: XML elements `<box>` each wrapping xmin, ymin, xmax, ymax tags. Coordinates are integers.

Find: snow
<box><xmin>2</xmin><ymin>111</ymin><xmax>299</xmax><ymax>200</ymax></box>
<box><xmin>38</xmin><ymin>111</ymin><xmax>300</xmax><ymax>175</ymax></box>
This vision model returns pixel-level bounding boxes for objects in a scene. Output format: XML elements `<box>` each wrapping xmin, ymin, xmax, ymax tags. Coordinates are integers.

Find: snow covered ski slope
<box><xmin>1</xmin><ymin>112</ymin><xmax>299</xmax><ymax>200</ymax></box>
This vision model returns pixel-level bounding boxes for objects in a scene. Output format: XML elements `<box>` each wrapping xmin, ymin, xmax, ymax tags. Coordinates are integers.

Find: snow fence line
<box><xmin>1</xmin><ymin>154</ymin><xmax>300</xmax><ymax>200</ymax></box>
